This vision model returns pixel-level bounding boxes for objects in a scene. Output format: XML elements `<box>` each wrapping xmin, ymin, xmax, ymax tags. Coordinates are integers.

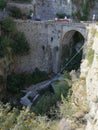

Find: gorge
<box><xmin>0</xmin><ymin>0</ymin><xmax>98</xmax><ymax>130</ymax></box>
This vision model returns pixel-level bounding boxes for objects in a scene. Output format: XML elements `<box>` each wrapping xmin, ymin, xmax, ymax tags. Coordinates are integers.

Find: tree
<box><xmin>0</xmin><ymin>0</ymin><xmax>6</xmax><ymax>10</ymax></box>
<box><xmin>0</xmin><ymin>17</ymin><xmax>30</xmax><ymax>91</ymax></box>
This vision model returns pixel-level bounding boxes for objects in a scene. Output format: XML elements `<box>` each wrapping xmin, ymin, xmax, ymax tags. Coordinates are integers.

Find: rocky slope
<box><xmin>85</xmin><ymin>24</ymin><xmax>98</xmax><ymax>130</ymax></box>
<box><xmin>73</xmin><ymin>24</ymin><xmax>98</xmax><ymax>130</ymax></box>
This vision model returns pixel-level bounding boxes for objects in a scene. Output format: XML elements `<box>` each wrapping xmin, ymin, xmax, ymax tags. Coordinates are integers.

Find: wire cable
<box><xmin>60</xmin><ymin>44</ymin><xmax>85</xmax><ymax>73</ymax></box>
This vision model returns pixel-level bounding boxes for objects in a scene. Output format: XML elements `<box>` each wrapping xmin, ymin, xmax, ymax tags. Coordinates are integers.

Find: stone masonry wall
<box><xmin>36</xmin><ymin>0</ymin><xmax>72</xmax><ymax>20</ymax></box>
<box><xmin>14</xmin><ymin>20</ymin><xmax>62</xmax><ymax>73</ymax></box>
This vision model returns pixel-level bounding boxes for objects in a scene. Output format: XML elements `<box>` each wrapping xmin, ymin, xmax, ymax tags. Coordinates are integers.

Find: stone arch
<box><xmin>62</xmin><ymin>27</ymin><xmax>87</xmax><ymax>40</ymax></box>
<box><xmin>60</xmin><ymin>29</ymin><xmax>85</xmax><ymax>71</ymax></box>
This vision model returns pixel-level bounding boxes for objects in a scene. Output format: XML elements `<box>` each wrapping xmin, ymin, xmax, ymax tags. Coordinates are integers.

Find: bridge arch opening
<box><xmin>60</xmin><ymin>30</ymin><xmax>85</xmax><ymax>72</ymax></box>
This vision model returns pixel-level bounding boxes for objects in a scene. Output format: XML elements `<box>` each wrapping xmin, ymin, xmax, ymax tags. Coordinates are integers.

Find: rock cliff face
<box><xmin>72</xmin><ymin>0</ymin><xmax>98</xmax><ymax>21</ymax></box>
<box><xmin>7</xmin><ymin>0</ymin><xmax>72</xmax><ymax>20</ymax></box>
<box><xmin>7</xmin><ymin>0</ymin><xmax>98</xmax><ymax>21</ymax></box>
<box><xmin>76</xmin><ymin>24</ymin><xmax>98</xmax><ymax>130</ymax></box>
<box><xmin>36</xmin><ymin>0</ymin><xmax>72</xmax><ymax>20</ymax></box>
<box><xmin>85</xmin><ymin>25</ymin><xmax>98</xmax><ymax>130</ymax></box>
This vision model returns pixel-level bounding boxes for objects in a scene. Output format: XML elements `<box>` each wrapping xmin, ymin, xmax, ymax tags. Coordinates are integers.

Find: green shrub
<box><xmin>1</xmin><ymin>18</ymin><xmax>30</xmax><ymax>56</ymax></box>
<box><xmin>30</xmin><ymin>68</ymin><xmax>49</xmax><ymax>84</ymax></box>
<box><xmin>7</xmin><ymin>73</ymin><xmax>25</xmax><ymax>93</ymax></box>
<box><xmin>51</xmin><ymin>71</ymin><xmax>71</xmax><ymax>102</ymax></box>
<box><xmin>32</xmin><ymin>93</ymin><xmax>57</xmax><ymax>115</ymax></box>
<box><xmin>8</xmin><ymin>6</ymin><xmax>23</xmax><ymax>19</ymax></box>
<box><xmin>31</xmin><ymin>71</ymin><xmax>72</xmax><ymax>116</ymax></box>
<box><xmin>89</xmin><ymin>40</ymin><xmax>94</xmax><ymax>46</ymax></box>
<box><xmin>1</xmin><ymin>17</ymin><xmax>16</xmax><ymax>35</ymax></box>
<box><xmin>72</xmin><ymin>0</ymin><xmax>91</xmax><ymax>21</ymax></box>
<box><xmin>62</xmin><ymin>71</ymin><xmax>71</xmax><ymax>80</ymax></box>
<box><xmin>86</xmin><ymin>48</ymin><xmax>94</xmax><ymax>65</ymax></box>
<box><xmin>54</xmin><ymin>81</ymin><xmax>71</xmax><ymax>100</ymax></box>
<box><xmin>0</xmin><ymin>36</ymin><xmax>12</xmax><ymax>57</ymax></box>
<box><xmin>0</xmin><ymin>102</ymin><xmax>58</xmax><ymax>130</ymax></box>
<box><xmin>7</xmin><ymin>69</ymin><xmax>49</xmax><ymax>93</ymax></box>
<box><xmin>90</xmin><ymin>28</ymin><xmax>96</xmax><ymax>37</ymax></box>
<box><xmin>0</xmin><ymin>75</ymin><xmax>4</xmax><ymax>84</ymax></box>
<box><xmin>56</xmin><ymin>13</ymin><xmax>66</xmax><ymax>19</ymax></box>
<box><xmin>96</xmin><ymin>22</ymin><xmax>98</xmax><ymax>25</ymax></box>
<box><xmin>60</xmin><ymin>95</ymin><xmax>76</xmax><ymax>118</ymax></box>
<box><xmin>0</xmin><ymin>0</ymin><xmax>6</xmax><ymax>9</ymax></box>
<box><xmin>24</xmin><ymin>68</ymin><xmax>49</xmax><ymax>85</ymax></box>
<box><xmin>95</xmin><ymin>31</ymin><xmax>98</xmax><ymax>38</ymax></box>
<box><xmin>11</xmin><ymin>32</ymin><xmax>30</xmax><ymax>56</ymax></box>
<box><xmin>80</xmin><ymin>5</ymin><xmax>89</xmax><ymax>21</ymax></box>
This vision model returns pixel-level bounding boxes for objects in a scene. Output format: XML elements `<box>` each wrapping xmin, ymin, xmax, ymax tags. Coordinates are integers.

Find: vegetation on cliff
<box><xmin>0</xmin><ymin>0</ymin><xmax>6</xmax><ymax>9</ymax></box>
<box><xmin>1</xmin><ymin>18</ymin><xmax>30</xmax><ymax>56</ymax></box>
<box><xmin>72</xmin><ymin>0</ymin><xmax>95</xmax><ymax>20</ymax></box>
<box><xmin>0</xmin><ymin>17</ymin><xmax>30</xmax><ymax>97</ymax></box>
<box><xmin>0</xmin><ymin>17</ymin><xmax>74</xmax><ymax>129</ymax></box>
<box><xmin>0</xmin><ymin>71</ymin><xmax>73</xmax><ymax>130</ymax></box>
<box><xmin>1</xmin><ymin>1</ymin><xmax>97</xmax><ymax>129</ymax></box>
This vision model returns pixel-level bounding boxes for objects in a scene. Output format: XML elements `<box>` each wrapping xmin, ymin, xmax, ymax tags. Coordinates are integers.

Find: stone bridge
<box><xmin>15</xmin><ymin>20</ymin><xmax>89</xmax><ymax>73</ymax></box>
